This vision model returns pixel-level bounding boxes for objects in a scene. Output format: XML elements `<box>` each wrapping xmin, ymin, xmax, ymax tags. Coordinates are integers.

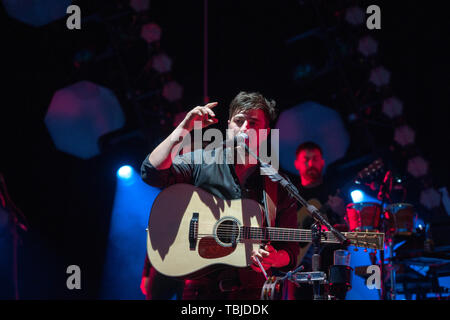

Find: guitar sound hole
<box><xmin>216</xmin><ymin>219</ymin><xmax>240</xmax><ymax>246</ymax></box>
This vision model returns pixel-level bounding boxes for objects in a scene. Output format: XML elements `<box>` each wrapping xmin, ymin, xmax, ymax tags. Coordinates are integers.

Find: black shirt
<box><xmin>296</xmin><ymin>181</ymin><xmax>346</xmax><ymax>232</ymax></box>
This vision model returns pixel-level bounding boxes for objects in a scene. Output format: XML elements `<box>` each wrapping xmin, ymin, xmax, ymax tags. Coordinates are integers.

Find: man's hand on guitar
<box><xmin>250</xmin><ymin>244</ymin><xmax>290</xmax><ymax>272</ymax></box>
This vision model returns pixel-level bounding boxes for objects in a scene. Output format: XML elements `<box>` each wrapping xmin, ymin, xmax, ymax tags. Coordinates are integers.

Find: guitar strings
<box><xmin>191</xmin><ymin>223</ymin><xmax>380</xmax><ymax>247</ymax></box>
<box><xmin>195</xmin><ymin>224</ymin><xmax>339</xmax><ymax>238</ymax></box>
<box><xmin>195</xmin><ymin>229</ymin><xmax>339</xmax><ymax>242</ymax></box>
<box><xmin>194</xmin><ymin>236</ymin><xmax>339</xmax><ymax>244</ymax></box>
<box><xmin>195</xmin><ymin>226</ymin><xmax>338</xmax><ymax>239</ymax></box>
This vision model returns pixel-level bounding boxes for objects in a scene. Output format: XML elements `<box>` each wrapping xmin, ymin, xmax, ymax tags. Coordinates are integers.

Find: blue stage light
<box><xmin>117</xmin><ymin>165</ymin><xmax>133</xmax><ymax>179</ymax></box>
<box><xmin>350</xmin><ymin>190</ymin><xmax>364</xmax><ymax>203</ymax></box>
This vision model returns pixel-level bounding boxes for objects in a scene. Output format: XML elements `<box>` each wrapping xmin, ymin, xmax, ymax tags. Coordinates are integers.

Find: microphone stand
<box><xmin>239</xmin><ymin>142</ymin><xmax>348</xmax><ymax>245</ymax></box>
<box><xmin>311</xmin><ymin>222</ymin><xmax>325</xmax><ymax>299</ymax></box>
<box><xmin>239</xmin><ymin>142</ymin><xmax>348</xmax><ymax>300</ymax></box>
<box><xmin>377</xmin><ymin>170</ymin><xmax>394</xmax><ymax>300</ymax></box>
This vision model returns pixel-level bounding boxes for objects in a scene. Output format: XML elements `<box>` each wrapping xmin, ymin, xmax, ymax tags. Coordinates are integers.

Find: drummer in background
<box><xmin>290</xmin><ymin>141</ymin><xmax>349</xmax><ymax>300</ymax></box>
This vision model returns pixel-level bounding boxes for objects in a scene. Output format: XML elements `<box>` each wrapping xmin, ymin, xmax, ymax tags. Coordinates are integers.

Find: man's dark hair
<box><xmin>228</xmin><ymin>91</ymin><xmax>277</xmax><ymax>126</ymax></box>
<box><xmin>295</xmin><ymin>141</ymin><xmax>323</xmax><ymax>157</ymax></box>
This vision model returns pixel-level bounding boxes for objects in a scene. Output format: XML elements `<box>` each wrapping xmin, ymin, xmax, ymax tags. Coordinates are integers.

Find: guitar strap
<box><xmin>263</xmin><ymin>175</ymin><xmax>278</xmax><ymax>227</ymax></box>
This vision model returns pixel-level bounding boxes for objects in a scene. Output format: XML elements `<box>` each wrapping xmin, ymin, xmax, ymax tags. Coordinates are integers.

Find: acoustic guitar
<box><xmin>295</xmin><ymin>158</ymin><xmax>385</xmax><ymax>263</ymax></box>
<box><xmin>146</xmin><ymin>183</ymin><xmax>384</xmax><ymax>279</ymax></box>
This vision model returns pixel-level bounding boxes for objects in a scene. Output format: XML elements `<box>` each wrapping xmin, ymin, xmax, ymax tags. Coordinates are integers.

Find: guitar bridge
<box><xmin>189</xmin><ymin>212</ymin><xmax>199</xmax><ymax>250</ymax></box>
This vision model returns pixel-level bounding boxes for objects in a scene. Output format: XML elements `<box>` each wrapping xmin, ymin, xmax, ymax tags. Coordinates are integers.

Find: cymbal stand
<box><xmin>311</xmin><ymin>222</ymin><xmax>326</xmax><ymax>300</ymax></box>
<box><xmin>377</xmin><ymin>170</ymin><xmax>395</xmax><ymax>300</ymax></box>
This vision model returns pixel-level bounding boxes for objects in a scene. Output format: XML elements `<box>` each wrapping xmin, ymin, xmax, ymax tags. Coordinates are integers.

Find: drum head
<box><xmin>385</xmin><ymin>203</ymin><xmax>413</xmax><ymax>213</ymax></box>
<box><xmin>385</xmin><ymin>203</ymin><xmax>415</xmax><ymax>236</ymax></box>
<box><xmin>346</xmin><ymin>202</ymin><xmax>382</xmax><ymax>232</ymax></box>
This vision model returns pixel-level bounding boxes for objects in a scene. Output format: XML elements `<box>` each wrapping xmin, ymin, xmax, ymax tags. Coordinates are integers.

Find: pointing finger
<box><xmin>202</xmin><ymin>107</ymin><xmax>216</xmax><ymax>118</ymax></box>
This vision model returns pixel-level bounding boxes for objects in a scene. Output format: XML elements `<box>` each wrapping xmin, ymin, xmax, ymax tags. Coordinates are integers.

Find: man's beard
<box><xmin>306</xmin><ymin>168</ymin><xmax>321</xmax><ymax>180</ymax></box>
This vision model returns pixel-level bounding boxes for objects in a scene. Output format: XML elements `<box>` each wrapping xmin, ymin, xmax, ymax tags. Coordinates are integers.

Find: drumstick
<box><xmin>254</xmin><ymin>256</ymin><xmax>268</xmax><ymax>280</ymax></box>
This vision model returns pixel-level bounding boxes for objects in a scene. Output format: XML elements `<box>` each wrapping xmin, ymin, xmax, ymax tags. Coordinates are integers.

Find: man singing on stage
<box><xmin>140</xmin><ymin>91</ymin><xmax>299</xmax><ymax>300</ymax></box>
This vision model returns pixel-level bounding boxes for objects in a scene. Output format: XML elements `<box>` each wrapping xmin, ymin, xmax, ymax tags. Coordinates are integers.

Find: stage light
<box><xmin>152</xmin><ymin>53</ymin><xmax>172</xmax><ymax>73</ymax></box>
<box><xmin>162</xmin><ymin>81</ymin><xmax>183</xmax><ymax>102</ymax></box>
<box><xmin>130</xmin><ymin>0</ymin><xmax>150</xmax><ymax>12</ymax></box>
<box><xmin>3</xmin><ymin>0</ymin><xmax>71</xmax><ymax>27</ymax></box>
<box><xmin>275</xmin><ymin>101</ymin><xmax>350</xmax><ymax>175</ymax></box>
<box><xmin>117</xmin><ymin>166</ymin><xmax>133</xmax><ymax>179</ymax></box>
<box><xmin>345</xmin><ymin>7</ymin><xmax>365</xmax><ymax>26</ymax></box>
<box><xmin>141</xmin><ymin>23</ymin><xmax>162</xmax><ymax>44</ymax></box>
<box><xmin>394</xmin><ymin>125</ymin><xmax>415</xmax><ymax>147</ymax></box>
<box><xmin>45</xmin><ymin>81</ymin><xmax>125</xmax><ymax>159</ymax></box>
<box><xmin>102</xmin><ymin>172</ymin><xmax>162</xmax><ymax>299</ymax></box>
<box><xmin>407</xmin><ymin>156</ymin><xmax>429</xmax><ymax>178</ymax></box>
<box><xmin>350</xmin><ymin>190</ymin><xmax>364</xmax><ymax>203</ymax></box>
<box><xmin>357</xmin><ymin>35</ymin><xmax>378</xmax><ymax>57</ymax></box>
<box><xmin>420</xmin><ymin>188</ymin><xmax>441</xmax><ymax>210</ymax></box>
<box><xmin>382</xmin><ymin>97</ymin><xmax>403</xmax><ymax>119</ymax></box>
<box><xmin>369</xmin><ymin>66</ymin><xmax>391</xmax><ymax>87</ymax></box>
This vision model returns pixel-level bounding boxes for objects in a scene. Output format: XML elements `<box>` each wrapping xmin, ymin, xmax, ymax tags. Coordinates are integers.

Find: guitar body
<box><xmin>146</xmin><ymin>184</ymin><xmax>264</xmax><ymax>278</ymax></box>
<box><xmin>146</xmin><ymin>184</ymin><xmax>385</xmax><ymax>279</ymax></box>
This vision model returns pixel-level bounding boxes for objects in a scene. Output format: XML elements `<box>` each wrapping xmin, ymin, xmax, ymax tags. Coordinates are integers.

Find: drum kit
<box><xmin>344</xmin><ymin>197</ymin><xmax>449</xmax><ymax>299</ymax></box>
<box><xmin>261</xmin><ymin>199</ymin><xmax>448</xmax><ymax>300</ymax></box>
<box><xmin>261</xmin><ymin>160</ymin><xmax>449</xmax><ymax>300</ymax></box>
<box><xmin>344</xmin><ymin>200</ymin><xmax>417</xmax><ymax>300</ymax></box>
<box><xmin>346</xmin><ymin>202</ymin><xmax>415</xmax><ymax>236</ymax></box>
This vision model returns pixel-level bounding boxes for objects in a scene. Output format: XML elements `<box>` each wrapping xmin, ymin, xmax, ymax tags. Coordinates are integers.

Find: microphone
<box><xmin>222</xmin><ymin>132</ymin><xmax>248</xmax><ymax>147</ymax></box>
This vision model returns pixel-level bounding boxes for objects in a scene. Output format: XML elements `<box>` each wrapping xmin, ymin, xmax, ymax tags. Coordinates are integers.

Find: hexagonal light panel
<box><xmin>45</xmin><ymin>81</ymin><xmax>125</xmax><ymax>159</ymax></box>
<box><xmin>3</xmin><ymin>0</ymin><xmax>71</xmax><ymax>27</ymax></box>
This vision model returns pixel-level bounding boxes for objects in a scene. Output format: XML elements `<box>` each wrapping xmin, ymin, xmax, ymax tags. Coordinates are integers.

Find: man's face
<box><xmin>227</xmin><ymin>108</ymin><xmax>270</xmax><ymax>151</ymax></box>
<box><xmin>294</xmin><ymin>149</ymin><xmax>325</xmax><ymax>183</ymax></box>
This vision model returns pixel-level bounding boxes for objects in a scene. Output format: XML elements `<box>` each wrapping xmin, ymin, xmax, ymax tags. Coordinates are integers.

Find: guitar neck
<box><xmin>240</xmin><ymin>226</ymin><xmax>342</xmax><ymax>244</ymax></box>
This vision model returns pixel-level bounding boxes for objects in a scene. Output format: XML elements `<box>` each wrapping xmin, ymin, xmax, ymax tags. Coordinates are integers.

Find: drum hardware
<box><xmin>260</xmin><ymin>276</ymin><xmax>284</xmax><ymax>300</ymax></box>
<box><xmin>328</xmin><ymin>265</ymin><xmax>353</xmax><ymax>298</ymax></box>
<box><xmin>261</xmin><ymin>251</ymin><xmax>355</xmax><ymax>300</ymax></box>
<box><xmin>260</xmin><ymin>268</ymin><xmax>331</xmax><ymax>300</ymax></box>
<box><xmin>345</xmin><ymin>164</ymin><xmax>418</xmax><ymax>300</ymax></box>
<box><xmin>260</xmin><ymin>221</ymin><xmax>332</xmax><ymax>300</ymax></box>
<box><xmin>261</xmin><ymin>223</ymin><xmax>354</xmax><ymax>300</ymax></box>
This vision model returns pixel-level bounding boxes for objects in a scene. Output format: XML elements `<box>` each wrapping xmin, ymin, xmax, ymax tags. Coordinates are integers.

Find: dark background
<box><xmin>0</xmin><ymin>0</ymin><xmax>449</xmax><ymax>299</ymax></box>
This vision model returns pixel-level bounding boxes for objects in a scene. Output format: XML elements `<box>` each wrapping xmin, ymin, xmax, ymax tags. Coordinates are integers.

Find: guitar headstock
<box><xmin>345</xmin><ymin>231</ymin><xmax>385</xmax><ymax>251</ymax></box>
<box><xmin>354</xmin><ymin>158</ymin><xmax>384</xmax><ymax>184</ymax></box>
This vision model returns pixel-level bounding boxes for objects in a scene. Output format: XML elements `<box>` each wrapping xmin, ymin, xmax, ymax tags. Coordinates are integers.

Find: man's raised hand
<box><xmin>180</xmin><ymin>102</ymin><xmax>219</xmax><ymax>132</ymax></box>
